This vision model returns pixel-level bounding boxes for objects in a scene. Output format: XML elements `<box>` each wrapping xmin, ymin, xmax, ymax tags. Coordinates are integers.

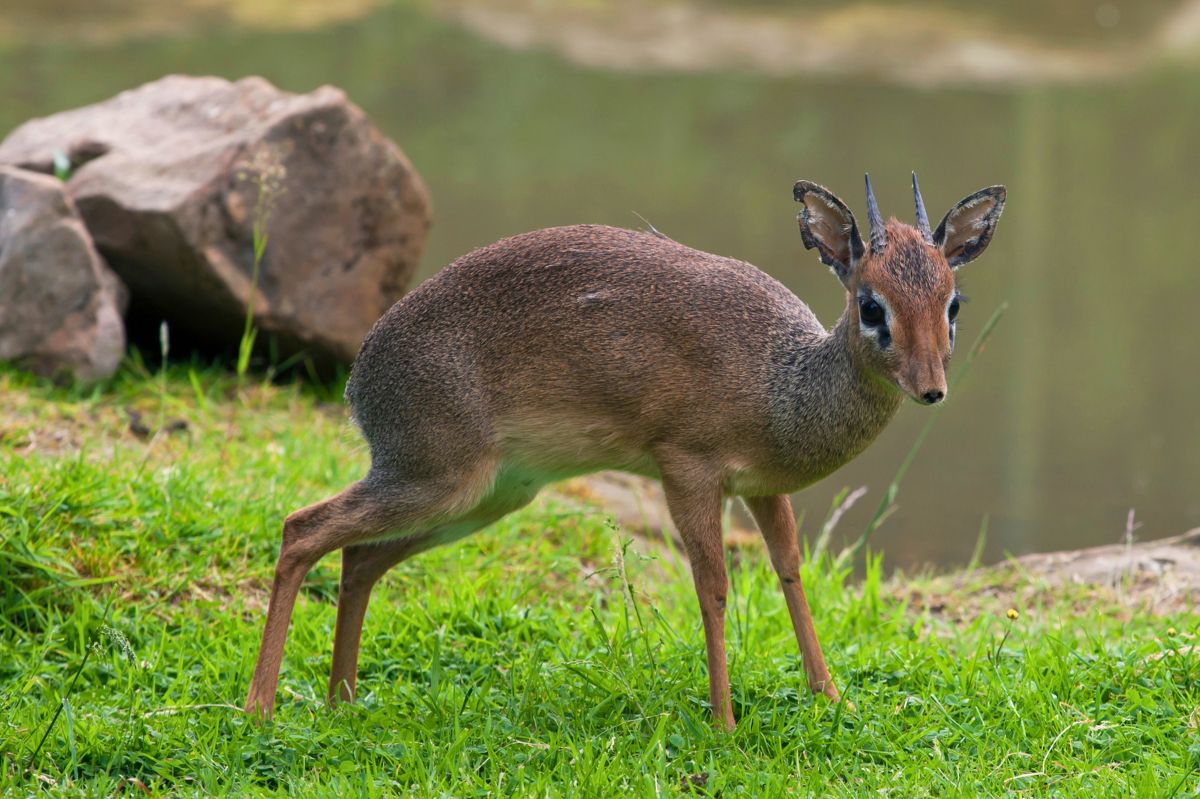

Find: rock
<box><xmin>0</xmin><ymin>167</ymin><xmax>127</xmax><ymax>383</ymax></box>
<box><xmin>0</xmin><ymin>75</ymin><xmax>432</xmax><ymax>367</ymax></box>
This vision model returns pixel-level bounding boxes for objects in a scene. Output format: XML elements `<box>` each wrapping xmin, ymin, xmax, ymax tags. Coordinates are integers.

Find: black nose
<box><xmin>921</xmin><ymin>390</ymin><xmax>945</xmax><ymax>405</ymax></box>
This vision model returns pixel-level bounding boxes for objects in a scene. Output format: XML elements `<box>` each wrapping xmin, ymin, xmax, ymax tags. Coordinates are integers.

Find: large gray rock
<box><xmin>0</xmin><ymin>75</ymin><xmax>432</xmax><ymax>366</ymax></box>
<box><xmin>0</xmin><ymin>166</ymin><xmax>126</xmax><ymax>383</ymax></box>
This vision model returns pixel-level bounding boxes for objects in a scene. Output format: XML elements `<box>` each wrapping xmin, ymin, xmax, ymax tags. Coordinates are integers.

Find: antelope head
<box><xmin>794</xmin><ymin>173</ymin><xmax>1006</xmax><ymax>404</ymax></box>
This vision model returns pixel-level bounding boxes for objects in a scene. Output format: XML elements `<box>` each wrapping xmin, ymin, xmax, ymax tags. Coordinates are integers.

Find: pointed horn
<box><xmin>864</xmin><ymin>173</ymin><xmax>887</xmax><ymax>253</ymax></box>
<box><xmin>912</xmin><ymin>171</ymin><xmax>933</xmax><ymax>244</ymax></box>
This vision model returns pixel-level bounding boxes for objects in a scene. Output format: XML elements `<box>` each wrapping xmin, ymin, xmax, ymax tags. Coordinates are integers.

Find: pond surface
<box><xmin>2</xmin><ymin>2</ymin><xmax>1198</xmax><ymax>569</ymax></box>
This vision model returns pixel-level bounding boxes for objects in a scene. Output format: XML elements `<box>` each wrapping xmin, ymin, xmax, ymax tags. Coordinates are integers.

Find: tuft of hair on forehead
<box><xmin>863</xmin><ymin>219</ymin><xmax>953</xmax><ymax>296</ymax></box>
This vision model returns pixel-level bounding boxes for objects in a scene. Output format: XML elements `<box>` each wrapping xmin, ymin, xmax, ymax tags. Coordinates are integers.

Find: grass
<box><xmin>1</xmin><ymin>362</ymin><xmax>1198</xmax><ymax>797</ymax></box>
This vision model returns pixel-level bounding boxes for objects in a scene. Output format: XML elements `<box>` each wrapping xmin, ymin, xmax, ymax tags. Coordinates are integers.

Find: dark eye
<box><xmin>948</xmin><ymin>297</ymin><xmax>960</xmax><ymax>322</ymax></box>
<box><xmin>859</xmin><ymin>298</ymin><xmax>885</xmax><ymax>327</ymax></box>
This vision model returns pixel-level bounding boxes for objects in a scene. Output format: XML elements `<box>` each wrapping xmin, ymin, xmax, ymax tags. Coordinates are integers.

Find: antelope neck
<box><xmin>767</xmin><ymin>297</ymin><xmax>903</xmax><ymax>483</ymax></box>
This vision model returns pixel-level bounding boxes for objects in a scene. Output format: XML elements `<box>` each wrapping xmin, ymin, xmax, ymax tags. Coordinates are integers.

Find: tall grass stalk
<box><xmin>157</xmin><ymin>321</ymin><xmax>169</xmax><ymax>434</ymax></box>
<box><xmin>25</xmin><ymin>598</ymin><xmax>115</xmax><ymax>774</ymax></box>
<box><xmin>236</xmin><ymin>211</ymin><xmax>268</xmax><ymax>394</ymax></box>
<box><xmin>812</xmin><ymin>486</ymin><xmax>868</xmax><ymax>560</ymax></box>
<box><xmin>836</xmin><ymin>302</ymin><xmax>1008</xmax><ymax>568</ymax></box>
<box><xmin>25</xmin><ymin>643</ymin><xmax>93</xmax><ymax>772</ymax></box>
<box><xmin>235</xmin><ymin>151</ymin><xmax>284</xmax><ymax>399</ymax></box>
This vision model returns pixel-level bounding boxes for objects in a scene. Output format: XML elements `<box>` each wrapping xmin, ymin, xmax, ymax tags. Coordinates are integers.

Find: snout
<box><xmin>903</xmin><ymin>354</ymin><xmax>948</xmax><ymax>406</ymax></box>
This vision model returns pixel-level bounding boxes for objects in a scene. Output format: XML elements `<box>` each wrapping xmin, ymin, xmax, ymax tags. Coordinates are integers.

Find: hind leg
<box><xmin>244</xmin><ymin>471</ymin><xmax>482</xmax><ymax>718</ymax></box>
<box><xmin>327</xmin><ymin>483</ymin><xmax>540</xmax><ymax>704</ymax></box>
<box><xmin>327</xmin><ymin>538</ymin><xmax>431</xmax><ymax>705</ymax></box>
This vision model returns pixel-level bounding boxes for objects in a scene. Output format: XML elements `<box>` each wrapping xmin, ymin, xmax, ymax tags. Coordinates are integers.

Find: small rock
<box><xmin>0</xmin><ymin>166</ymin><xmax>126</xmax><ymax>383</ymax></box>
<box><xmin>163</xmin><ymin>418</ymin><xmax>189</xmax><ymax>435</ymax></box>
<box><xmin>125</xmin><ymin>407</ymin><xmax>150</xmax><ymax>439</ymax></box>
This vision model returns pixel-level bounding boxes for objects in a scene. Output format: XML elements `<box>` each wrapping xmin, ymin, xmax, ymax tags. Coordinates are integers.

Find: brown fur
<box><xmin>858</xmin><ymin>221</ymin><xmax>956</xmax><ymax>401</ymax></box>
<box><xmin>346</xmin><ymin>226</ymin><xmax>900</xmax><ymax>496</ymax></box>
<box><xmin>245</xmin><ymin>179</ymin><xmax>1006</xmax><ymax>727</ymax></box>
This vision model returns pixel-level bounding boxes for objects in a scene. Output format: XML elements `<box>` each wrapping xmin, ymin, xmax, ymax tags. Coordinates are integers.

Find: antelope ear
<box><xmin>794</xmin><ymin>180</ymin><xmax>864</xmax><ymax>286</ymax></box>
<box><xmin>933</xmin><ymin>186</ymin><xmax>1006</xmax><ymax>268</ymax></box>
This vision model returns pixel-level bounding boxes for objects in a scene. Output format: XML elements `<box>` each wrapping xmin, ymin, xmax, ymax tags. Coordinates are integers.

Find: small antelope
<box><xmin>245</xmin><ymin>174</ymin><xmax>1005</xmax><ymax>728</ymax></box>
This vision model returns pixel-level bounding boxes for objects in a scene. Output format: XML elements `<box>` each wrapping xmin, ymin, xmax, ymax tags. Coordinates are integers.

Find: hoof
<box><xmin>244</xmin><ymin>694</ymin><xmax>274</xmax><ymax>721</ymax></box>
<box><xmin>819</xmin><ymin>684</ymin><xmax>855</xmax><ymax>713</ymax></box>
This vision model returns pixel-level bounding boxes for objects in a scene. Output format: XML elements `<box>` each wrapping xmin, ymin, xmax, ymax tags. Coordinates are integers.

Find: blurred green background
<box><xmin>2</xmin><ymin>0</ymin><xmax>1198</xmax><ymax>569</ymax></box>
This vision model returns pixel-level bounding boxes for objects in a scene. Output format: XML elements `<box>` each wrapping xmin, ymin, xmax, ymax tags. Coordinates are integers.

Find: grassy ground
<box><xmin>1</xmin><ymin>362</ymin><xmax>1197</xmax><ymax>797</ymax></box>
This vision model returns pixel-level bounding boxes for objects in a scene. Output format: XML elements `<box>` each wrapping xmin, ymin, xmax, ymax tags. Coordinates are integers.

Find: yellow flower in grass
<box><xmin>1168</xmin><ymin>627</ymin><xmax>1177</xmax><ymax>637</ymax></box>
<box><xmin>1006</xmin><ymin>608</ymin><xmax>1019</xmax><ymax>621</ymax></box>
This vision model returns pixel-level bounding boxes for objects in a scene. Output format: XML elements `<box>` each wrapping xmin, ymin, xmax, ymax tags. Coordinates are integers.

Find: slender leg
<box><xmin>244</xmin><ymin>479</ymin><xmax>440</xmax><ymax>718</ymax></box>
<box><xmin>659</xmin><ymin>463</ymin><xmax>734</xmax><ymax>730</ymax></box>
<box><xmin>327</xmin><ymin>489</ymin><xmax>539</xmax><ymax>706</ymax></box>
<box><xmin>744</xmin><ymin>494</ymin><xmax>839</xmax><ymax>702</ymax></box>
<box><xmin>327</xmin><ymin>539</ymin><xmax>426</xmax><ymax>704</ymax></box>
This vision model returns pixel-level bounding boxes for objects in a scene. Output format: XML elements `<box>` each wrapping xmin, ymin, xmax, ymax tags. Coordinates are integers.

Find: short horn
<box><xmin>912</xmin><ymin>171</ymin><xmax>933</xmax><ymax>244</ymax></box>
<box><xmin>864</xmin><ymin>173</ymin><xmax>887</xmax><ymax>253</ymax></box>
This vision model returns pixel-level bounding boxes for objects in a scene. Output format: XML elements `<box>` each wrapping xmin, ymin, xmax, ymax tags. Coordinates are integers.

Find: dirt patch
<box><xmin>902</xmin><ymin>528</ymin><xmax>1200</xmax><ymax>619</ymax></box>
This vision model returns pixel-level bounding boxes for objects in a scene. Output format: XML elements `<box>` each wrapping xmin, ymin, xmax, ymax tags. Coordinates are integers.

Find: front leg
<box><xmin>744</xmin><ymin>494</ymin><xmax>840</xmax><ymax>702</ymax></box>
<box><xmin>658</xmin><ymin>461</ymin><xmax>735</xmax><ymax>730</ymax></box>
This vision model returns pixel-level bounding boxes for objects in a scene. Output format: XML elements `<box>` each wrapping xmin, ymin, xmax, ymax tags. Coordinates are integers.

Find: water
<box><xmin>2</xmin><ymin>2</ymin><xmax>1198</xmax><ymax>569</ymax></box>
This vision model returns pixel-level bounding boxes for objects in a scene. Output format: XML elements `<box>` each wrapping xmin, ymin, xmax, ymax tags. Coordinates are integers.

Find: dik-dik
<box><xmin>245</xmin><ymin>174</ymin><xmax>1005</xmax><ymax>728</ymax></box>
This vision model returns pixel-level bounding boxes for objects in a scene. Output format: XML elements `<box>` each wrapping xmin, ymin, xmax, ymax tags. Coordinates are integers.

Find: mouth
<box><xmin>897</xmin><ymin>381</ymin><xmax>946</xmax><ymax>405</ymax></box>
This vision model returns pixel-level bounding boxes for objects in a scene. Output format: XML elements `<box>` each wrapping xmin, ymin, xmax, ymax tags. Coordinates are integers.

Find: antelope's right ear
<box><xmin>794</xmin><ymin>180</ymin><xmax>864</xmax><ymax>286</ymax></box>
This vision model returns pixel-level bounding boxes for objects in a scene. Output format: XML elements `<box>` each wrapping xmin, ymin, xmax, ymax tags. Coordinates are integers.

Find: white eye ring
<box><xmin>858</xmin><ymin>292</ymin><xmax>893</xmax><ymax>329</ymax></box>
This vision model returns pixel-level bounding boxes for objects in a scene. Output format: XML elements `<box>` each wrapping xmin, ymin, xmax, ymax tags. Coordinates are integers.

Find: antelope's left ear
<box><xmin>933</xmin><ymin>186</ymin><xmax>1006</xmax><ymax>268</ymax></box>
